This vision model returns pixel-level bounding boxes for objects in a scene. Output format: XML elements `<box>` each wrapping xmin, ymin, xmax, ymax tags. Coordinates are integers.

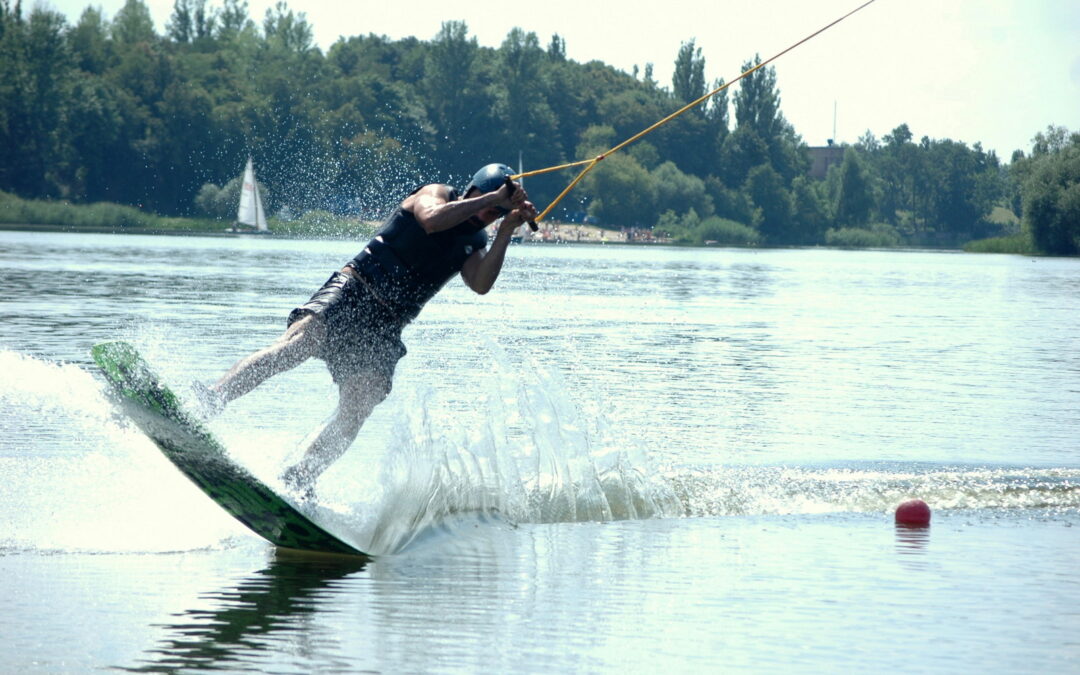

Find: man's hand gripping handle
<box><xmin>505</xmin><ymin>176</ymin><xmax>539</xmax><ymax>231</ymax></box>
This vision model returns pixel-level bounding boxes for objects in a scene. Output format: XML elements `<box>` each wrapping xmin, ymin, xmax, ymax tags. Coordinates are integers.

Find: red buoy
<box><xmin>895</xmin><ymin>499</ymin><xmax>931</xmax><ymax>526</ymax></box>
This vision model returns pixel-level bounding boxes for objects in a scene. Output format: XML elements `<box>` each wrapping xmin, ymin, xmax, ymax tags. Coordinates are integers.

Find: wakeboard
<box><xmin>91</xmin><ymin>340</ymin><xmax>368</xmax><ymax>558</ymax></box>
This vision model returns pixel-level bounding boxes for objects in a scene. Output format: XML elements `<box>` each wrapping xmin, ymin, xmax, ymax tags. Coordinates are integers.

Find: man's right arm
<box><xmin>408</xmin><ymin>183</ymin><xmax>519</xmax><ymax>234</ymax></box>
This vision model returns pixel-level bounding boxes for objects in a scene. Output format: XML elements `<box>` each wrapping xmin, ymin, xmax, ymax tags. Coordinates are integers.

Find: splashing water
<box><xmin>2</xmin><ymin>346</ymin><xmax>1076</xmax><ymax>557</ymax></box>
<box><xmin>336</xmin><ymin>351</ymin><xmax>685</xmax><ymax>555</ymax></box>
<box><xmin>667</xmin><ymin>464</ymin><xmax>1080</xmax><ymax>518</ymax></box>
<box><xmin>0</xmin><ymin>349</ymin><xmax>249</xmax><ymax>554</ymax></box>
<box><xmin>0</xmin><ymin>344</ymin><xmax>682</xmax><ymax>556</ymax></box>
<box><xmin>345</xmin><ymin>355</ymin><xmax>1080</xmax><ymax>555</ymax></box>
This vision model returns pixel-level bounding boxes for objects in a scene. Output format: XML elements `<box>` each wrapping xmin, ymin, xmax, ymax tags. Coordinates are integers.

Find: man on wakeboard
<box><xmin>200</xmin><ymin>163</ymin><xmax>537</xmax><ymax>493</ymax></box>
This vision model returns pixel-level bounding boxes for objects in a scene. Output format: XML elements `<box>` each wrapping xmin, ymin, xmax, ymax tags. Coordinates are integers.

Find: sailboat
<box><xmin>231</xmin><ymin>157</ymin><xmax>270</xmax><ymax>234</ymax></box>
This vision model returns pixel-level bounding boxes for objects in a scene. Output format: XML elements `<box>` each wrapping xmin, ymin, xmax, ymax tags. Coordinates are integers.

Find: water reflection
<box><xmin>728</xmin><ymin>263</ymin><xmax>777</xmax><ymax>300</ymax></box>
<box><xmin>123</xmin><ymin>553</ymin><xmax>368</xmax><ymax>673</ymax></box>
<box><xmin>894</xmin><ymin>523</ymin><xmax>931</xmax><ymax>568</ymax></box>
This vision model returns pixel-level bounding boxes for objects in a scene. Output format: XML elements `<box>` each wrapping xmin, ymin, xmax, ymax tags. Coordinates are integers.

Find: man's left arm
<box><xmin>460</xmin><ymin>202</ymin><xmax>538</xmax><ymax>295</ymax></box>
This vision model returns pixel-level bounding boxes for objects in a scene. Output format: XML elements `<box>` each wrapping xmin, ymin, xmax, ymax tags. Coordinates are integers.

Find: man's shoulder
<box><xmin>401</xmin><ymin>183</ymin><xmax>457</xmax><ymax>212</ymax></box>
<box><xmin>411</xmin><ymin>183</ymin><xmax>457</xmax><ymax>200</ymax></box>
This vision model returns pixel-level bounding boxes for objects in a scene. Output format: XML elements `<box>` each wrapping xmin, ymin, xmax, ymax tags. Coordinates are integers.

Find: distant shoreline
<box><xmin>1</xmin><ymin>222</ymin><xmax>1048</xmax><ymax>256</ymax></box>
<box><xmin>0</xmin><ymin>222</ymin><xmax>968</xmax><ymax>253</ymax></box>
<box><xmin>0</xmin><ymin>221</ymin><xmax>665</xmax><ymax>246</ymax></box>
<box><xmin>0</xmin><ymin>222</ymin><xmax>236</xmax><ymax>237</ymax></box>
<box><xmin>0</xmin><ymin>222</ymin><xmax>375</xmax><ymax>240</ymax></box>
<box><xmin>1</xmin><ymin>191</ymin><xmax>1039</xmax><ymax>252</ymax></box>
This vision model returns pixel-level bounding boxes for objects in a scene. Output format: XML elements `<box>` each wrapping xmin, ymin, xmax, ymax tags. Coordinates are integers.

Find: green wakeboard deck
<box><xmin>91</xmin><ymin>341</ymin><xmax>368</xmax><ymax>558</ymax></box>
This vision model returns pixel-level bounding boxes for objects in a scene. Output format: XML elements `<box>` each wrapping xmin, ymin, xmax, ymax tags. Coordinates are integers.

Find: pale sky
<box><xmin>40</xmin><ymin>0</ymin><xmax>1080</xmax><ymax>159</ymax></box>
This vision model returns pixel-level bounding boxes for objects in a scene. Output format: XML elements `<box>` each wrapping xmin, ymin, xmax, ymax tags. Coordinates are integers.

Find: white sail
<box><xmin>236</xmin><ymin>157</ymin><xmax>268</xmax><ymax>231</ymax></box>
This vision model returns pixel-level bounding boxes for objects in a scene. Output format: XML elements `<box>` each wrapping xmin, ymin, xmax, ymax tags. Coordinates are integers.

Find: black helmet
<box><xmin>463</xmin><ymin>163</ymin><xmax>513</xmax><ymax>197</ymax></box>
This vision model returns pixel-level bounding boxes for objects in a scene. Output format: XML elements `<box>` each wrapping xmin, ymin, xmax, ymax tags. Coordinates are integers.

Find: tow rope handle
<box><xmin>505</xmin><ymin>176</ymin><xmax>539</xmax><ymax>231</ymax></box>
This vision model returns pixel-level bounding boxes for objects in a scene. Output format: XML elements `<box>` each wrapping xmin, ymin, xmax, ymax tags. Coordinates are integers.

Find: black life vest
<box><xmin>349</xmin><ymin>184</ymin><xmax>488</xmax><ymax>322</ymax></box>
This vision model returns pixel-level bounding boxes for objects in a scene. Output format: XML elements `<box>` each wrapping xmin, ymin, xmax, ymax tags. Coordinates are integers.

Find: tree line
<box><xmin>1</xmin><ymin>0</ymin><xmax>1076</xmax><ymax>253</ymax></box>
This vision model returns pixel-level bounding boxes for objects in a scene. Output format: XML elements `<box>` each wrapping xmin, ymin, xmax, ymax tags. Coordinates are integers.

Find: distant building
<box><xmin>807</xmin><ymin>140</ymin><xmax>844</xmax><ymax>179</ymax></box>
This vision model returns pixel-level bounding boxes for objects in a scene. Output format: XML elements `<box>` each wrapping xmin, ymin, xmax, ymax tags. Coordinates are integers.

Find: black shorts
<box><xmin>287</xmin><ymin>271</ymin><xmax>407</xmax><ymax>386</ymax></box>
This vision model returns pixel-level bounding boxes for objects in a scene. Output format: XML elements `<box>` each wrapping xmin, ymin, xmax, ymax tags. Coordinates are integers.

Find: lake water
<box><xmin>1</xmin><ymin>230</ymin><xmax>1078</xmax><ymax>673</ymax></box>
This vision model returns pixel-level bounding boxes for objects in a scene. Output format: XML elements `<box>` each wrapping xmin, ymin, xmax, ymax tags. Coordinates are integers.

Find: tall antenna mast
<box><xmin>833</xmin><ymin>100</ymin><xmax>838</xmax><ymax>143</ymax></box>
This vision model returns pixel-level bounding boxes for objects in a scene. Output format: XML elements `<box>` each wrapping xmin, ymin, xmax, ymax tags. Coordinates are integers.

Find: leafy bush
<box><xmin>0</xmin><ymin>190</ymin><xmax>218</xmax><ymax>230</ymax></box>
<box><xmin>195</xmin><ymin>175</ymin><xmax>271</xmax><ymax>220</ymax></box>
<box><xmin>696</xmin><ymin>216</ymin><xmax>760</xmax><ymax>246</ymax></box>
<box><xmin>0</xmin><ymin>190</ymin><xmax>159</xmax><ymax>228</ymax></box>
<box><xmin>658</xmin><ymin>208</ymin><xmax>759</xmax><ymax>246</ymax></box>
<box><xmin>825</xmin><ymin>223</ymin><xmax>900</xmax><ymax>248</ymax></box>
<box><xmin>194</xmin><ymin>180</ymin><xmax>238</xmax><ymax>219</ymax></box>
<box><xmin>652</xmin><ymin>161</ymin><xmax>713</xmax><ymax>219</ymax></box>
<box><xmin>963</xmin><ymin>233</ymin><xmax>1037</xmax><ymax>255</ymax></box>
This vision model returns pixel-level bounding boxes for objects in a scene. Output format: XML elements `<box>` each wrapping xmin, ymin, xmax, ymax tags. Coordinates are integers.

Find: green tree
<box><xmin>731</xmin><ymin>54</ymin><xmax>804</xmax><ymax>183</ymax></box>
<box><xmin>662</xmin><ymin>39</ymin><xmax>712</xmax><ymax>177</ymax></box>
<box><xmin>547</xmin><ymin>33</ymin><xmax>565</xmax><ymax>61</ymax></box>
<box><xmin>191</xmin><ymin>0</ymin><xmax>215</xmax><ymax>42</ymax></box>
<box><xmin>582</xmin><ymin>153</ymin><xmax>656</xmax><ymax>227</ymax></box>
<box><xmin>734</xmin><ymin>55</ymin><xmax>780</xmax><ymax>139</ymax></box>
<box><xmin>877</xmin><ymin>123</ymin><xmax>917</xmax><ymax>225</ymax></box>
<box><xmin>920</xmin><ymin>139</ymin><xmax>990</xmax><ymax>241</ymax></box>
<box><xmin>4</xmin><ymin>6</ymin><xmax>75</xmax><ymax>197</ymax></box>
<box><xmin>835</xmin><ymin>146</ymin><xmax>873</xmax><ymax>227</ymax></box>
<box><xmin>59</xmin><ymin>75</ymin><xmax>125</xmax><ymax>201</ymax></box>
<box><xmin>111</xmin><ymin>0</ymin><xmax>156</xmax><ymax>47</ymax></box>
<box><xmin>744</xmin><ymin>163</ymin><xmax>793</xmax><ymax>242</ymax></box>
<box><xmin>722</xmin><ymin>55</ymin><xmax>803</xmax><ymax>188</ymax></box>
<box><xmin>0</xmin><ymin>1</ymin><xmax>31</xmax><ymax>192</ymax></box>
<box><xmin>155</xmin><ymin>80</ymin><xmax>216</xmax><ymax>213</ymax></box>
<box><xmin>652</xmin><ymin>160</ymin><xmax>712</xmax><ymax>218</ymax></box>
<box><xmin>70</xmin><ymin>6</ymin><xmax>113</xmax><ymax>73</ymax></box>
<box><xmin>423</xmin><ymin>21</ymin><xmax>482</xmax><ymax>177</ymax></box>
<box><xmin>1006</xmin><ymin>126</ymin><xmax>1074</xmax><ymax>228</ymax></box>
<box><xmin>1030</xmin><ymin>125</ymin><xmax>1073</xmax><ymax>157</ymax></box>
<box><xmin>595</xmin><ymin>87</ymin><xmax>668</xmax><ymax>152</ymax></box>
<box><xmin>262</xmin><ymin>1</ymin><xmax>312</xmax><ymax>53</ymax></box>
<box><xmin>790</xmin><ymin>175</ymin><xmax>830</xmax><ymax>243</ymax></box>
<box><xmin>1005</xmin><ymin>148</ymin><xmax>1027</xmax><ymax>217</ymax></box>
<box><xmin>576</xmin><ymin>124</ymin><xmax>617</xmax><ymax>157</ymax></box>
<box><xmin>970</xmin><ymin>143</ymin><xmax>1005</xmax><ymax>232</ymax></box>
<box><xmin>1022</xmin><ymin>129</ymin><xmax>1080</xmax><ymax>255</ymax></box>
<box><xmin>167</xmin><ymin>0</ymin><xmax>194</xmax><ymax>43</ymax></box>
<box><xmin>542</xmin><ymin>32</ymin><xmax>593</xmax><ymax>180</ymax></box>
<box><xmin>217</xmin><ymin>0</ymin><xmax>254</xmax><ymax>41</ymax></box>
<box><xmin>718</xmin><ymin>125</ymin><xmax>768</xmax><ymax>187</ymax></box>
<box><xmin>672</xmin><ymin>39</ymin><xmax>705</xmax><ymax>106</ymax></box>
<box><xmin>498</xmin><ymin>28</ymin><xmax>558</xmax><ymax>181</ymax></box>
<box><xmin>704</xmin><ymin>77</ymin><xmax>729</xmax><ymax>149</ymax></box>
<box><xmin>705</xmin><ymin>175</ymin><xmax>755</xmax><ymax>225</ymax></box>
<box><xmin>167</xmin><ymin>0</ymin><xmax>216</xmax><ymax>44</ymax></box>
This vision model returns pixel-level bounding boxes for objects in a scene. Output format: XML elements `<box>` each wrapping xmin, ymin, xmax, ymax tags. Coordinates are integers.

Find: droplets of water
<box><xmin>667</xmin><ymin>464</ymin><xmax>1080</xmax><ymax>518</ymax></box>
<box><xmin>0</xmin><ymin>350</ymin><xmax>246</xmax><ymax>553</ymax></box>
<box><xmin>358</xmin><ymin>348</ymin><xmax>683</xmax><ymax>555</ymax></box>
<box><xmin>0</xmin><ymin>350</ymin><xmax>112</xmax><ymax>440</ymax></box>
<box><xmin>5</xmin><ymin>345</ymin><xmax>1076</xmax><ymax>558</ymax></box>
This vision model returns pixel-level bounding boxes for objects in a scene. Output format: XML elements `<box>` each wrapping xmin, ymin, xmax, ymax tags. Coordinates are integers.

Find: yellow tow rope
<box><xmin>513</xmin><ymin>0</ymin><xmax>881</xmax><ymax>224</ymax></box>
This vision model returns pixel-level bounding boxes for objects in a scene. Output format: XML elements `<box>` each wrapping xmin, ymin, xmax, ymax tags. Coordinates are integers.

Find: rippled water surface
<box><xmin>1</xmin><ymin>231</ymin><xmax>1078</xmax><ymax>672</ymax></box>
